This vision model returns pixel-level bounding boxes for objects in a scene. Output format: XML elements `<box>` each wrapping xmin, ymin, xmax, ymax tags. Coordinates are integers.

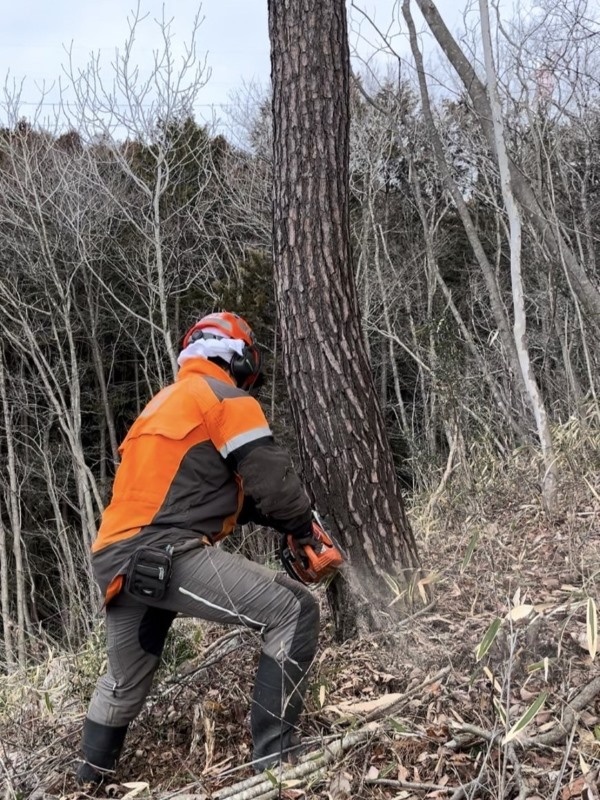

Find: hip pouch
<box><xmin>125</xmin><ymin>547</ymin><xmax>172</xmax><ymax>601</ymax></box>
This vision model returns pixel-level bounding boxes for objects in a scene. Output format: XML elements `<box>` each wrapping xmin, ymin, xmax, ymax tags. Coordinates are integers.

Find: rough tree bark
<box><xmin>268</xmin><ymin>0</ymin><xmax>421</xmax><ymax>639</ymax></box>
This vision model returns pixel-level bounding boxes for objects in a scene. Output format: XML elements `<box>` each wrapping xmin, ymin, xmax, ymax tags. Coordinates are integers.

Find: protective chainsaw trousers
<box><xmin>81</xmin><ymin>546</ymin><xmax>320</xmax><ymax>771</ymax></box>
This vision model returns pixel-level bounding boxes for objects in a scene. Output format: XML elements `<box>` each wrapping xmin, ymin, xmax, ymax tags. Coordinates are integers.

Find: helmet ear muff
<box><xmin>230</xmin><ymin>344</ymin><xmax>262</xmax><ymax>390</ymax></box>
<box><xmin>182</xmin><ymin>321</ymin><xmax>263</xmax><ymax>389</ymax></box>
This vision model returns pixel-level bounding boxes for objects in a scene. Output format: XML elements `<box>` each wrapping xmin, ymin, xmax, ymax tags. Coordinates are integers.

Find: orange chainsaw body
<box><xmin>281</xmin><ymin>517</ymin><xmax>345</xmax><ymax>585</ymax></box>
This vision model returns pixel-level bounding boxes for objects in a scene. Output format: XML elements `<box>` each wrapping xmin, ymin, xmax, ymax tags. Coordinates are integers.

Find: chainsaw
<box><xmin>280</xmin><ymin>513</ymin><xmax>346</xmax><ymax>585</ymax></box>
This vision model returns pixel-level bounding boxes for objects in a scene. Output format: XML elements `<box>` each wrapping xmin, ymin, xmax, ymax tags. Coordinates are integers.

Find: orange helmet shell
<box><xmin>183</xmin><ymin>311</ymin><xmax>255</xmax><ymax>349</ymax></box>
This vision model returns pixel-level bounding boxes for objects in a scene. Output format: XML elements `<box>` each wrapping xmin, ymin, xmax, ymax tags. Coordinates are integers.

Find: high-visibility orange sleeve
<box><xmin>205</xmin><ymin>395</ymin><xmax>272</xmax><ymax>459</ymax></box>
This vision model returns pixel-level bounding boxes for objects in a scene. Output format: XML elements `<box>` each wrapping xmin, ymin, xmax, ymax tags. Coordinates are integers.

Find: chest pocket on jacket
<box><xmin>121</xmin><ymin>383</ymin><xmax>208</xmax><ymax>452</ymax></box>
<box><xmin>116</xmin><ymin>415</ymin><xmax>209</xmax><ymax>511</ymax></box>
<box><xmin>128</xmin><ymin>416</ymin><xmax>204</xmax><ymax>441</ymax></box>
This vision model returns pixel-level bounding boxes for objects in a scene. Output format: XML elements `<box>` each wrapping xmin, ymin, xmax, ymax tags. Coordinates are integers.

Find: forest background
<box><xmin>1</xmin><ymin>1</ymin><xmax>600</xmax><ymax>798</ymax></box>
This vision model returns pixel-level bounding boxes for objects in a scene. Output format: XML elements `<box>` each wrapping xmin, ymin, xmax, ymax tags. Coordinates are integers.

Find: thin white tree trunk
<box><xmin>152</xmin><ymin>156</ymin><xmax>178</xmax><ymax>379</ymax></box>
<box><xmin>405</xmin><ymin>154</ymin><xmax>526</xmax><ymax>444</ymax></box>
<box><xmin>479</xmin><ymin>0</ymin><xmax>557</xmax><ymax>512</ymax></box>
<box><xmin>413</xmin><ymin>0</ymin><xmax>600</xmax><ymax>327</ymax></box>
<box><xmin>40</xmin><ymin>426</ymin><xmax>97</xmax><ymax>631</ymax></box>
<box><xmin>0</xmin><ymin>351</ymin><xmax>28</xmax><ymax>666</ymax></box>
<box><xmin>401</xmin><ymin>1</ymin><xmax>529</xmax><ymax>415</ymax></box>
<box><xmin>0</xmin><ymin>511</ymin><xmax>15</xmax><ymax>671</ymax></box>
<box><xmin>86</xmin><ymin>289</ymin><xmax>120</xmax><ymax>465</ymax></box>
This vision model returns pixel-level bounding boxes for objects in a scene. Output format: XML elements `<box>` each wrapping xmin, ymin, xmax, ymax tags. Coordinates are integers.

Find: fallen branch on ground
<box><xmin>365</xmin><ymin>776</ymin><xmax>485</xmax><ymax>795</ymax></box>
<box><xmin>445</xmin><ymin>674</ymin><xmax>600</xmax><ymax>751</ymax></box>
<box><xmin>166</xmin><ymin>631</ymin><xmax>254</xmax><ymax>686</ymax></box>
<box><xmin>192</xmin><ymin>723</ymin><xmax>381</xmax><ymax>800</ymax></box>
<box><xmin>521</xmin><ymin>674</ymin><xmax>600</xmax><ymax>748</ymax></box>
<box><xmin>506</xmin><ymin>743</ymin><xmax>528</xmax><ymax>800</ymax></box>
<box><xmin>322</xmin><ymin>665</ymin><xmax>452</xmax><ymax>724</ymax></box>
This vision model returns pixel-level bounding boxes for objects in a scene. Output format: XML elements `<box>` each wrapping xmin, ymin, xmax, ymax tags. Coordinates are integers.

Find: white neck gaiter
<box><xmin>177</xmin><ymin>337</ymin><xmax>246</xmax><ymax>368</ymax></box>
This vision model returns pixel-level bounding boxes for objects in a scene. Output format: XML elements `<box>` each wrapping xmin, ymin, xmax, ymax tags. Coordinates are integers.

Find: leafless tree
<box><xmin>412</xmin><ymin>0</ymin><xmax>600</xmax><ymax>327</ymax></box>
<box><xmin>478</xmin><ymin>0</ymin><xmax>557</xmax><ymax>510</ymax></box>
<box><xmin>0</xmin><ymin>7</ymin><xmax>240</xmax><ymax>663</ymax></box>
<box><xmin>60</xmin><ymin>4</ymin><xmax>218</xmax><ymax>383</ymax></box>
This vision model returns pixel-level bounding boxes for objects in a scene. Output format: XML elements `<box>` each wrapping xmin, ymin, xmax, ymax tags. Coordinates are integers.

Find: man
<box><xmin>77</xmin><ymin>311</ymin><xmax>320</xmax><ymax>785</ymax></box>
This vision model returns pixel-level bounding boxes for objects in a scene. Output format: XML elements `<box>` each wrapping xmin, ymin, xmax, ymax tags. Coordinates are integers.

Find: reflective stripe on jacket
<box><xmin>92</xmin><ymin>358</ymin><xmax>312</xmax><ymax>601</ymax></box>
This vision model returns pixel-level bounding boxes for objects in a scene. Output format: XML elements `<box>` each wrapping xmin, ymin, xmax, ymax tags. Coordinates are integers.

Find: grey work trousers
<box><xmin>86</xmin><ymin>545</ymin><xmax>320</xmax><ymax>765</ymax></box>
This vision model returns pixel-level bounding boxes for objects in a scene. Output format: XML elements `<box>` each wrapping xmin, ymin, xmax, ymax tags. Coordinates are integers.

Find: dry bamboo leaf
<box><xmin>483</xmin><ymin>666</ymin><xmax>502</xmax><ymax>693</ymax></box>
<box><xmin>323</xmin><ymin>693</ymin><xmax>403</xmax><ymax>720</ymax></box>
<box><xmin>561</xmin><ymin>776</ymin><xmax>587</xmax><ymax>800</ymax></box>
<box><xmin>584</xmin><ymin>775</ymin><xmax>600</xmax><ymax>800</ymax></box>
<box><xmin>329</xmin><ymin>772</ymin><xmax>352</xmax><ymax>798</ymax></box>
<box><xmin>493</xmin><ymin>697</ymin><xmax>507</xmax><ymax>725</ymax></box>
<box><xmin>587</xmin><ymin>597</ymin><xmax>597</xmax><ymax>661</ymax></box>
<box><xmin>537</xmin><ymin>720</ymin><xmax>557</xmax><ymax>733</ymax></box>
<box><xmin>579</xmin><ymin>753</ymin><xmax>590</xmax><ymax>775</ymax></box>
<box><xmin>506</xmin><ymin>604</ymin><xmax>534</xmax><ymax>621</ymax></box>
<box><xmin>319</xmin><ymin>684</ymin><xmax>326</xmax><ymax>708</ymax></box>
<box><xmin>121</xmin><ymin>783</ymin><xmax>149</xmax><ymax>800</ymax></box>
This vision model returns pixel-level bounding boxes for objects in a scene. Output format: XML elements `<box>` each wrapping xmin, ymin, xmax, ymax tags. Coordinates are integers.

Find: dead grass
<box><xmin>2</xmin><ymin>416</ymin><xmax>600</xmax><ymax>799</ymax></box>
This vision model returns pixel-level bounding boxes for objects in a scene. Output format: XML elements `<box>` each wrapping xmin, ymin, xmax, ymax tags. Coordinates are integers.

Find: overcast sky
<box><xmin>0</xmin><ymin>1</ymin><xmax>485</xmax><ymax>134</ymax></box>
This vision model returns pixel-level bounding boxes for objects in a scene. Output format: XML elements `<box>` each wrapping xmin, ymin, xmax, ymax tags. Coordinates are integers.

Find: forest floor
<box><xmin>2</xmin><ymin>418</ymin><xmax>600</xmax><ymax>800</ymax></box>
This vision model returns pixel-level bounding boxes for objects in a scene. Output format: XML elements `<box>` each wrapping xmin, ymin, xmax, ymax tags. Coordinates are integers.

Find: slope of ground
<box><xmin>2</xmin><ymin>418</ymin><xmax>600</xmax><ymax>799</ymax></box>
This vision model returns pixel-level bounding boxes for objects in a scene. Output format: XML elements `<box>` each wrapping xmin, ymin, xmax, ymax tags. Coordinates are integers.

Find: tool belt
<box><xmin>125</xmin><ymin>546</ymin><xmax>173</xmax><ymax>601</ymax></box>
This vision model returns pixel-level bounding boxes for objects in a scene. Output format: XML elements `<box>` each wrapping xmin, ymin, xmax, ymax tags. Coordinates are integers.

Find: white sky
<box><xmin>0</xmin><ymin>1</ymin><xmax>486</xmax><ymax>134</ymax></box>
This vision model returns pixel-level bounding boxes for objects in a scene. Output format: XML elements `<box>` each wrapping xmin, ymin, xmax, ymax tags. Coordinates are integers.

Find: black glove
<box><xmin>290</xmin><ymin>519</ymin><xmax>322</xmax><ymax>549</ymax></box>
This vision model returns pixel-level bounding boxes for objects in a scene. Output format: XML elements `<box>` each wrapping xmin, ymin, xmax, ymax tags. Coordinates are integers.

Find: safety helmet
<box><xmin>182</xmin><ymin>311</ymin><xmax>263</xmax><ymax>390</ymax></box>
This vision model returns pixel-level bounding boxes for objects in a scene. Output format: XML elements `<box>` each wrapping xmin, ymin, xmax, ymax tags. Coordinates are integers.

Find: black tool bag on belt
<box><xmin>125</xmin><ymin>546</ymin><xmax>173</xmax><ymax>601</ymax></box>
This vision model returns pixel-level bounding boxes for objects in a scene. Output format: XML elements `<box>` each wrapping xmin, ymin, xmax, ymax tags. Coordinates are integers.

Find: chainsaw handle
<box><xmin>291</xmin><ymin>518</ymin><xmax>326</xmax><ymax>548</ymax></box>
<box><xmin>293</xmin><ymin>532</ymin><xmax>319</xmax><ymax>547</ymax></box>
<box><xmin>279</xmin><ymin>518</ymin><xmax>345</xmax><ymax>585</ymax></box>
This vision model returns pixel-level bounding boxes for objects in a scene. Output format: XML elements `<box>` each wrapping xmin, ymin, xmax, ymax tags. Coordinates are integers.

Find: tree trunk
<box><xmin>401</xmin><ymin>1</ymin><xmax>530</xmax><ymax>417</ymax></box>
<box><xmin>0</xmin><ymin>512</ymin><xmax>15</xmax><ymax>671</ymax></box>
<box><xmin>413</xmin><ymin>0</ymin><xmax>600</xmax><ymax>327</ymax></box>
<box><xmin>0</xmin><ymin>349</ymin><xmax>28</xmax><ymax>666</ymax></box>
<box><xmin>478</xmin><ymin>0</ymin><xmax>557</xmax><ymax>512</ymax></box>
<box><xmin>405</xmin><ymin>147</ymin><xmax>525</xmax><ymax>446</ymax></box>
<box><xmin>268</xmin><ymin>0</ymin><xmax>421</xmax><ymax>639</ymax></box>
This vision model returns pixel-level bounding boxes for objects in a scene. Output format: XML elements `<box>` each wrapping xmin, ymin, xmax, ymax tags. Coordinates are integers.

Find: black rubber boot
<box><xmin>251</xmin><ymin>654</ymin><xmax>311</xmax><ymax>772</ymax></box>
<box><xmin>75</xmin><ymin>718</ymin><xmax>129</xmax><ymax>786</ymax></box>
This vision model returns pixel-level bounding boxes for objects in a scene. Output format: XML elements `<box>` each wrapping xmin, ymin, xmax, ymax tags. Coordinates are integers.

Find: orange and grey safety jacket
<box><xmin>92</xmin><ymin>358</ymin><xmax>312</xmax><ymax>602</ymax></box>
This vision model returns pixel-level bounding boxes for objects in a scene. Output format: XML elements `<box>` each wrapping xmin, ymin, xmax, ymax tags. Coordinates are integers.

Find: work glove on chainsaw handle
<box><xmin>280</xmin><ymin>515</ymin><xmax>345</xmax><ymax>585</ymax></box>
<box><xmin>291</xmin><ymin>518</ymin><xmax>326</xmax><ymax>549</ymax></box>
